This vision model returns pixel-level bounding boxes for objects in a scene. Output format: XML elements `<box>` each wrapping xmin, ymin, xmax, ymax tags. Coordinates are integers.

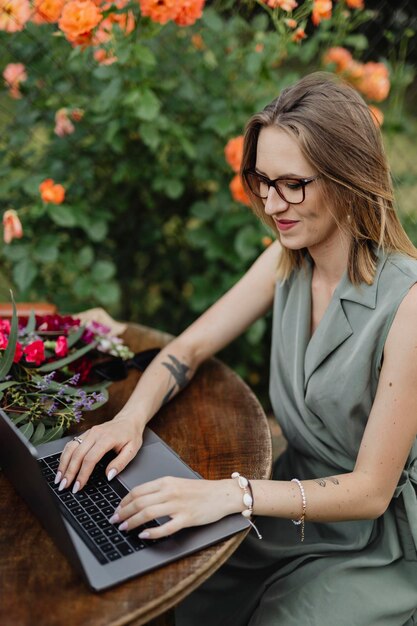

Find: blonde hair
<box><xmin>241</xmin><ymin>72</ymin><xmax>417</xmax><ymax>284</ymax></box>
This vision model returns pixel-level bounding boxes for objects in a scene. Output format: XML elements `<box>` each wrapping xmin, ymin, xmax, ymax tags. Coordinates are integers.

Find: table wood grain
<box><xmin>0</xmin><ymin>323</ymin><xmax>272</xmax><ymax>626</ymax></box>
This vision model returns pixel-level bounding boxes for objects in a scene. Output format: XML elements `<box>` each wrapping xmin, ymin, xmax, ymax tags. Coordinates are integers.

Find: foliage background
<box><xmin>0</xmin><ymin>0</ymin><xmax>416</xmax><ymax>406</ymax></box>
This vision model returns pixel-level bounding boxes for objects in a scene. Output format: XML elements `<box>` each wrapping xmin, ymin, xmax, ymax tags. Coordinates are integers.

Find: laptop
<box><xmin>0</xmin><ymin>408</ymin><xmax>249</xmax><ymax>591</ymax></box>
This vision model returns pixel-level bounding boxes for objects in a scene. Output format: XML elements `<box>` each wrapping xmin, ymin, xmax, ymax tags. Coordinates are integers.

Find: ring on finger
<box><xmin>73</xmin><ymin>436</ymin><xmax>83</xmax><ymax>444</ymax></box>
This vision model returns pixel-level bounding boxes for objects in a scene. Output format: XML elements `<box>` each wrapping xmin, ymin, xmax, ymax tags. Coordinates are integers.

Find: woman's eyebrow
<box><xmin>254</xmin><ymin>167</ymin><xmax>304</xmax><ymax>178</ymax></box>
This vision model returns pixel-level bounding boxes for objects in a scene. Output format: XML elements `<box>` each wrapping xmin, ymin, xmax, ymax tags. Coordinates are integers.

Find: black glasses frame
<box><xmin>243</xmin><ymin>170</ymin><xmax>320</xmax><ymax>205</ymax></box>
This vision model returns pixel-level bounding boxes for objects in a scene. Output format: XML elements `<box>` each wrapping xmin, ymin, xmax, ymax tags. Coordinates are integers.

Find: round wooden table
<box><xmin>0</xmin><ymin>323</ymin><xmax>272</xmax><ymax>626</ymax></box>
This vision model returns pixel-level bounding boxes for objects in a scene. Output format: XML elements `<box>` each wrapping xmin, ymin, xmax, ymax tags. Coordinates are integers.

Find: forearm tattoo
<box><xmin>314</xmin><ymin>476</ymin><xmax>340</xmax><ymax>488</ymax></box>
<box><xmin>161</xmin><ymin>354</ymin><xmax>191</xmax><ymax>404</ymax></box>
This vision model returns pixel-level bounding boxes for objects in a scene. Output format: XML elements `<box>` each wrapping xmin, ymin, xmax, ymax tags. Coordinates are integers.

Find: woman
<box><xmin>57</xmin><ymin>73</ymin><xmax>417</xmax><ymax>625</ymax></box>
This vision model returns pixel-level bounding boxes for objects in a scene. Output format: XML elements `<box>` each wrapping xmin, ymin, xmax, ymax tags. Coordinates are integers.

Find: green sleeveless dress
<box><xmin>176</xmin><ymin>249</ymin><xmax>417</xmax><ymax>626</ymax></box>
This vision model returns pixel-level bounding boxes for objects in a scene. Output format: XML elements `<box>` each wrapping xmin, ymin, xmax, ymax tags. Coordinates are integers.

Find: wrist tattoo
<box><xmin>161</xmin><ymin>354</ymin><xmax>190</xmax><ymax>404</ymax></box>
<box><xmin>314</xmin><ymin>476</ymin><xmax>340</xmax><ymax>488</ymax></box>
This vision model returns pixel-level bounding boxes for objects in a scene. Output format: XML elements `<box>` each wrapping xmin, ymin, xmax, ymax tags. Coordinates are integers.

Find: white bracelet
<box><xmin>291</xmin><ymin>478</ymin><xmax>306</xmax><ymax>542</ymax></box>
<box><xmin>231</xmin><ymin>472</ymin><xmax>262</xmax><ymax>540</ymax></box>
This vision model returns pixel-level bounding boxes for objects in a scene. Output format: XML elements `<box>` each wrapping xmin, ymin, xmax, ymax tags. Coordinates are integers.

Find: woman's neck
<box><xmin>308</xmin><ymin>233</ymin><xmax>351</xmax><ymax>288</ymax></box>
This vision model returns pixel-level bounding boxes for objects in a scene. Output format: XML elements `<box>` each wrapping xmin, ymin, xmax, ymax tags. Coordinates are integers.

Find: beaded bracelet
<box><xmin>231</xmin><ymin>472</ymin><xmax>262</xmax><ymax>539</ymax></box>
<box><xmin>291</xmin><ymin>478</ymin><xmax>306</xmax><ymax>542</ymax></box>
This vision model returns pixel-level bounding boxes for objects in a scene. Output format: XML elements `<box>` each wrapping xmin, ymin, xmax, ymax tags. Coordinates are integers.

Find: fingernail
<box><xmin>109</xmin><ymin>513</ymin><xmax>120</xmax><ymax>524</ymax></box>
<box><xmin>118</xmin><ymin>521</ymin><xmax>128</xmax><ymax>531</ymax></box>
<box><xmin>138</xmin><ymin>531</ymin><xmax>150</xmax><ymax>539</ymax></box>
<box><xmin>107</xmin><ymin>468</ymin><xmax>117</xmax><ymax>481</ymax></box>
<box><xmin>72</xmin><ymin>481</ymin><xmax>80</xmax><ymax>494</ymax></box>
<box><xmin>54</xmin><ymin>471</ymin><xmax>62</xmax><ymax>485</ymax></box>
<box><xmin>58</xmin><ymin>478</ymin><xmax>67</xmax><ymax>492</ymax></box>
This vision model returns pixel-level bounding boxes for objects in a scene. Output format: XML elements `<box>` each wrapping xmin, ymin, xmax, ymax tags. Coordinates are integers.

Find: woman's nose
<box><xmin>263</xmin><ymin>186</ymin><xmax>289</xmax><ymax>216</ymax></box>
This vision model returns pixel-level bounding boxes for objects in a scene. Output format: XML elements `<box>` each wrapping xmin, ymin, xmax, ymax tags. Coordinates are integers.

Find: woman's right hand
<box><xmin>55</xmin><ymin>415</ymin><xmax>144</xmax><ymax>494</ymax></box>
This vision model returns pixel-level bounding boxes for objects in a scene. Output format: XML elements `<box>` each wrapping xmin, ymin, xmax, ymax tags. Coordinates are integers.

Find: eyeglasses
<box><xmin>92</xmin><ymin>348</ymin><xmax>161</xmax><ymax>381</ymax></box>
<box><xmin>243</xmin><ymin>170</ymin><xmax>320</xmax><ymax>205</ymax></box>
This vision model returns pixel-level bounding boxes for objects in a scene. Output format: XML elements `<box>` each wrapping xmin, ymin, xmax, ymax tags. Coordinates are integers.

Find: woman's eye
<box><xmin>284</xmin><ymin>180</ymin><xmax>302</xmax><ymax>190</ymax></box>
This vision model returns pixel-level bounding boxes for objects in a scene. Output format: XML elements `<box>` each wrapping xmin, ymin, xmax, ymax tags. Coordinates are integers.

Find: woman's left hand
<box><xmin>110</xmin><ymin>476</ymin><xmax>241</xmax><ymax>539</ymax></box>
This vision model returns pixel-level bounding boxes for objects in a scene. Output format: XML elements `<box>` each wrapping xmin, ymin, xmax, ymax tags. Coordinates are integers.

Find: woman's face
<box><xmin>255</xmin><ymin>126</ymin><xmax>340</xmax><ymax>253</ymax></box>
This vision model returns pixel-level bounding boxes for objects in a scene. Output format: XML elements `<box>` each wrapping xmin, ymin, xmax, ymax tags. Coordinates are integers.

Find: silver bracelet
<box><xmin>291</xmin><ymin>478</ymin><xmax>306</xmax><ymax>542</ymax></box>
<box><xmin>231</xmin><ymin>472</ymin><xmax>262</xmax><ymax>539</ymax></box>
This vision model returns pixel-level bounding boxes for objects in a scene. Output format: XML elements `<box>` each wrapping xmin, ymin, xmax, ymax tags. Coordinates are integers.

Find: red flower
<box><xmin>0</xmin><ymin>332</ymin><xmax>7</xmax><ymax>349</ymax></box>
<box><xmin>24</xmin><ymin>340</ymin><xmax>45</xmax><ymax>365</ymax></box>
<box><xmin>14</xmin><ymin>342</ymin><xmax>23</xmax><ymax>363</ymax></box>
<box><xmin>69</xmin><ymin>357</ymin><xmax>93</xmax><ymax>383</ymax></box>
<box><xmin>55</xmin><ymin>335</ymin><xmax>68</xmax><ymax>357</ymax></box>
<box><xmin>36</xmin><ymin>314</ymin><xmax>80</xmax><ymax>332</ymax></box>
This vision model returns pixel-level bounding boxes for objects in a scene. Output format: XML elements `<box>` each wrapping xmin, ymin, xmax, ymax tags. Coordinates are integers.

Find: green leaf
<box><xmin>73</xmin><ymin>275</ymin><xmax>93</xmax><ymax>299</ymax></box>
<box><xmin>133</xmin><ymin>44</ymin><xmax>156</xmax><ymax>66</ymax></box>
<box><xmin>0</xmin><ymin>380</ymin><xmax>18</xmax><ymax>391</ymax></box>
<box><xmin>92</xmin><ymin>260</ymin><xmax>116</xmax><ymax>281</ymax></box>
<box><xmin>202</xmin><ymin>8</ymin><xmax>223</xmax><ymax>32</ymax></box>
<box><xmin>77</xmin><ymin>246</ymin><xmax>94</xmax><ymax>269</ymax></box>
<box><xmin>66</xmin><ymin>326</ymin><xmax>85</xmax><ymax>349</ymax></box>
<box><xmin>31</xmin><ymin>422</ymin><xmax>45</xmax><ymax>444</ymax></box>
<box><xmin>19</xmin><ymin>421</ymin><xmax>34</xmax><ymax>441</ymax></box>
<box><xmin>37</xmin><ymin>340</ymin><xmax>98</xmax><ymax>372</ymax></box>
<box><xmin>0</xmin><ymin>291</ymin><xmax>18</xmax><ymax>380</ymax></box>
<box><xmin>10</xmin><ymin>411</ymin><xmax>30</xmax><ymax>426</ymax></box>
<box><xmin>13</xmin><ymin>259</ymin><xmax>38</xmax><ymax>292</ymax></box>
<box><xmin>93</xmin><ymin>281</ymin><xmax>121</xmax><ymax>306</ymax></box>
<box><xmin>33</xmin><ymin>238</ymin><xmax>59</xmax><ymax>263</ymax></box>
<box><xmin>134</xmin><ymin>88</ymin><xmax>160</xmax><ymax>121</ymax></box>
<box><xmin>25</xmin><ymin>310</ymin><xmax>36</xmax><ymax>334</ymax></box>
<box><xmin>246</xmin><ymin>318</ymin><xmax>266</xmax><ymax>345</ymax></box>
<box><xmin>139</xmin><ymin>123</ymin><xmax>160</xmax><ymax>150</ymax></box>
<box><xmin>87</xmin><ymin>221</ymin><xmax>108</xmax><ymax>242</ymax></box>
<box><xmin>38</xmin><ymin>424</ymin><xmax>64</xmax><ymax>444</ymax></box>
<box><xmin>94</xmin><ymin>77</ymin><xmax>123</xmax><ymax>112</ymax></box>
<box><xmin>48</xmin><ymin>205</ymin><xmax>76</xmax><ymax>228</ymax></box>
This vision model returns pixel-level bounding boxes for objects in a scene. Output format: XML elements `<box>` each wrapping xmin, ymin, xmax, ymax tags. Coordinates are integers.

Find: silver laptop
<box><xmin>0</xmin><ymin>408</ymin><xmax>249</xmax><ymax>591</ymax></box>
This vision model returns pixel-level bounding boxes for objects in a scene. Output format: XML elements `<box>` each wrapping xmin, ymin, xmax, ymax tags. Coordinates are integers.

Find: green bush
<box><xmin>0</xmin><ymin>0</ymin><xmax>415</xmax><ymax>404</ymax></box>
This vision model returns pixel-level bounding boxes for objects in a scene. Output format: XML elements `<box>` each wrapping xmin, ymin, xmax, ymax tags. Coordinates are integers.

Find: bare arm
<box><xmin>112</xmin><ymin>239</ymin><xmax>281</xmax><ymax>430</ymax></box>
<box><xmin>58</xmin><ymin>241</ymin><xmax>281</xmax><ymax>490</ymax></box>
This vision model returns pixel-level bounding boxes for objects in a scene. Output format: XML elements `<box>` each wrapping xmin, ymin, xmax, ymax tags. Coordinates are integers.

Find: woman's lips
<box><xmin>274</xmin><ymin>218</ymin><xmax>299</xmax><ymax>232</ymax></box>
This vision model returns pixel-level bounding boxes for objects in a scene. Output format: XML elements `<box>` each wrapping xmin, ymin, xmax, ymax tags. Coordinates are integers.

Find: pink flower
<box><xmin>0</xmin><ymin>332</ymin><xmax>7</xmax><ymax>349</ymax></box>
<box><xmin>0</xmin><ymin>0</ymin><xmax>31</xmax><ymax>32</ymax></box>
<box><xmin>3</xmin><ymin>209</ymin><xmax>23</xmax><ymax>243</ymax></box>
<box><xmin>0</xmin><ymin>319</ymin><xmax>11</xmax><ymax>334</ymax></box>
<box><xmin>24</xmin><ymin>340</ymin><xmax>45</xmax><ymax>365</ymax></box>
<box><xmin>54</xmin><ymin>108</ymin><xmax>75</xmax><ymax>137</ymax></box>
<box><xmin>55</xmin><ymin>335</ymin><xmax>68</xmax><ymax>357</ymax></box>
<box><xmin>3</xmin><ymin>62</ymin><xmax>27</xmax><ymax>99</ymax></box>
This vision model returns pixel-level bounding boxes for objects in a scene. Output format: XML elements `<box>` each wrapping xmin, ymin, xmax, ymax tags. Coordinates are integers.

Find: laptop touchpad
<box><xmin>119</xmin><ymin>442</ymin><xmax>199</xmax><ymax>491</ymax></box>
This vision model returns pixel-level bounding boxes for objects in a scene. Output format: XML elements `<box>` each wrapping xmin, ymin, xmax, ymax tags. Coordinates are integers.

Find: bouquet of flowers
<box><xmin>0</xmin><ymin>299</ymin><xmax>134</xmax><ymax>444</ymax></box>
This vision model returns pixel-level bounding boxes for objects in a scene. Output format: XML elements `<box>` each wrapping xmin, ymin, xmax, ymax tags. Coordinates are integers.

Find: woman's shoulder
<box><xmin>384</xmin><ymin>250</ymin><xmax>417</xmax><ymax>281</ymax></box>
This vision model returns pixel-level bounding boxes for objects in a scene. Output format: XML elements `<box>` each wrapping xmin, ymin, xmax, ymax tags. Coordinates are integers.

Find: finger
<box><xmin>139</xmin><ymin>517</ymin><xmax>183</xmax><ymax>540</ymax></box>
<box><xmin>56</xmin><ymin>434</ymin><xmax>90</xmax><ymax>486</ymax></box>
<box><xmin>73</xmin><ymin>440</ymin><xmax>119</xmax><ymax>490</ymax></box>
<box><xmin>105</xmin><ymin>440</ymin><xmax>141</xmax><ymax>482</ymax></box>
<box><xmin>59</xmin><ymin>438</ymin><xmax>97</xmax><ymax>491</ymax></box>
<box><xmin>112</xmin><ymin>491</ymin><xmax>165</xmax><ymax>524</ymax></box>
<box><xmin>118</xmin><ymin>478</ymin><xmax>165</xmax><ymax>509</ymax></box>
<box><xmin>117</xmin><ymin>503</ymin><xmax>172</xmax><ymax>532</ymax></box>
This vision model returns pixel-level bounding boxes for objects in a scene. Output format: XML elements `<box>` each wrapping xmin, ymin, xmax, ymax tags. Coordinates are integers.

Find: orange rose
<box><xmin>224</xmin><ymin>136</ymin><xmax>244</xmax><ymax>173</ymax></box>
<box><xmin>0</xmin><ymin>0</ymin><xmax>30</xmax><ymax>32</ymax></box>
<box><xmin>265</xmin><ymin>0</ymin><xmax>298</xmax><ymax>10</ymax></box>
<box><xmin>230</xmin><ymin>175</ymin><xmax>251</xmax><ymax>206</ymax></box>
<box><xmin>346</xmin><ymin>0</ymin><xmax>364</xmax><ymax>8</ymax></box>
<box><xmin>3</xmin><ymin>62</ymin><xmax>27</xmax><ymax>99</ymax></box>
<box><xmin>3</xmin><ymin>209</ymin><xmax>23</xmax><ymax>244</ymax></box>
<box><xmin>322</xmin><ymin>47</ymin><xmax>353</xmax><ymax>73</ymax></box>
<box><xmin>291</xmin><ymin>27</ymin><xmax>306</xmax><ymax>42</ymax></box>
<box><xmin>174</xmin><ymin>0</ymin><xmax>205</xmax><ymax>27</ymax></box>
<box><xmin>32</xmin><ymin>0</ymin><xmax>65</xmax><ymax>24</ymax></box>
<box><xmin>368</xmin><ymin>105</ymin><xmax>383</xmax><ymax>127</ymax></box>
<box><xmin>311</xmin><ymin>0</ymin><xmax>332</xmax><ymax>26</ymax></box>
<box><xmin>285</xmin><ymin>18</ymin><xmax>297</xmax><ymax>28</ymax></box>
<box><xmin>191</xmin><ymin>33</ymin><xmax>205</xmax><ymax>50</ymax></box>
<box><xmin>94</xmin><ymin>48</ymin><xmax>118</xmax><ymax>64</ymax></box>
<box><xmin>356</xmin><ymin>62</ymin><xmax>390</xmax><ymax>102</ymax></box>
<box><xmin>39</xmin><ymin>179</ymin><xmax>66</xmax><ymax>204</ymax></box>
<box><xmin>58</xmin><ymin>0</ymin><xmax>102</xmax><ymax>44</ymax></box>
<box><xmin>137</xmin><ymin>0</ymin><xmax>178</xmax><ymax>24</ymax></box>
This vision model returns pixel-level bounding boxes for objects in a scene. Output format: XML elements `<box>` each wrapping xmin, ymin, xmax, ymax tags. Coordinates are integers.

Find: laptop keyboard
<box><xmin>38</xmin><ymin>452</ymin><xmax>162</xmax><ymax>565</ymax></box>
